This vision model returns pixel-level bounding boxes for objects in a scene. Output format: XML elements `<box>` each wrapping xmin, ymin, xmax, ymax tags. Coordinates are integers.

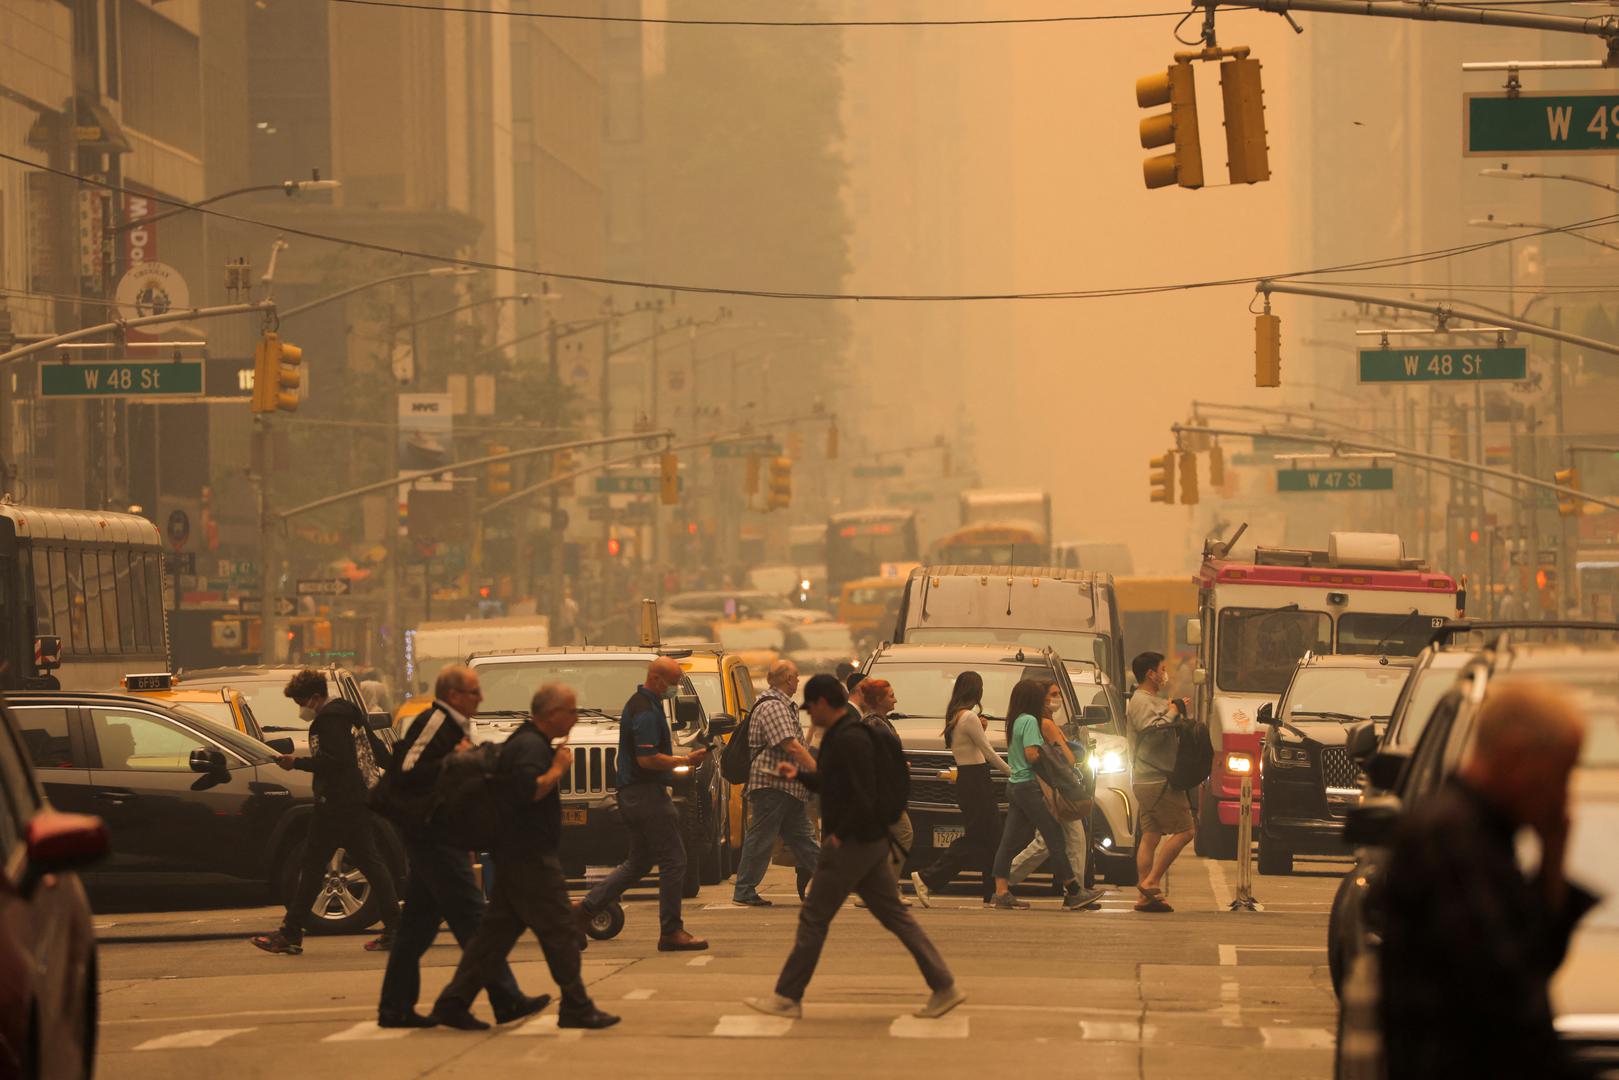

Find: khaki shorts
<box><xmin>1134</xmin><ymin>781</ymin><xmax>1195</xmax><ymax>836</ymax></box>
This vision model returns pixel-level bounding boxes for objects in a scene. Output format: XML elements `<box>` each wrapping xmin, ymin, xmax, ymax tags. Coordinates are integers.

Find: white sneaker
<box><xmin>915</xmin><ymin>985</ymin><xmax>967</xmax><ymax>1019</ymax></box>
<box><xmin>745</xmin><ymin>993</ymin><xmax>803</xmax><ymax>1020</ymax></box>
<box><xmin>910</xmin><ymin>872</ymin><xmax>932</xmax><ymax>908</ymax></box>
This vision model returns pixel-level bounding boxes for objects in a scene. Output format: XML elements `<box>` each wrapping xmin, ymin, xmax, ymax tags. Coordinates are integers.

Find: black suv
<box><xmin>6</xmin><ymin>691</ymin><xmax>403</xmax><ymax>934</ymax></box>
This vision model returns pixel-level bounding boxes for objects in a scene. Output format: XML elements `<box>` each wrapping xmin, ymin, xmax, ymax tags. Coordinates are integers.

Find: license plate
<box><xmin>932</xmin><ymin>827</ymin><xmax>964</xmax><ymax>847</ymax></box>
<box><xmin>562</xmin><ymin>808</ymin><xmax>587</xmax><ymax>826</ymax></box>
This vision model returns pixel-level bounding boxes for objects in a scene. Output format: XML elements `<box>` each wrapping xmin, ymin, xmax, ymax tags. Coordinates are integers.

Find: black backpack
<box><xmin>857</xmin><ymin>719</ymin><xmax>911</xmax><ymax>827</ymax></box>
<box><xmin>1166</xmin><ymin>718</ymin><xmax>1214</xmax><ymax>792</ymax></box>
<box><xmin>719</xmin><ymin>711</ymin><xmax>757</xmax><ymax>786</ymax></box>
<box><xmin>432</xmin><ymin>742</ymin><xmax>506</xmax><ymax>850</ymax></box>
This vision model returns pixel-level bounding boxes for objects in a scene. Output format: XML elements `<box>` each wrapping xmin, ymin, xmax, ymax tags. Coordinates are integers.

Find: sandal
<box><xmin>1134</xmin><ymin>897</ymin><xmax>1174</xmax><ymax>914</ymax></box>
<box><xmin>250</xmin><ymin>930</ymin><xmax>303</xmax><ymax>955</ymax></box>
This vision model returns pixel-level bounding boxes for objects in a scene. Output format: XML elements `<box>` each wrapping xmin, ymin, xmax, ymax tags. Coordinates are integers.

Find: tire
<box><xmin>585</xmin><ymin>902</ymin><xmax>625</xmax><ymax>940</ymax></box>
<box><xmin>1257</xmin><ymin>834</ymin><xmax>1293</xmax><ymax>876</ymax></box>
<box><xmin>1196</xmin><ymin>784</ymin><xmax>1237</xmax><ymax>860</ymax></box>
<box><xmin>276</xmin><ymin>838</ymin><xmax>382</xmax><ymax>935</ymax></box>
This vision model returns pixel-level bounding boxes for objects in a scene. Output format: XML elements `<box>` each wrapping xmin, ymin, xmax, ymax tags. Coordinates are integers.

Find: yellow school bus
<box><xmin>1114</xmin><ymin>576</ymin><xmax>1199</xmax><ymax>696</ymax></box>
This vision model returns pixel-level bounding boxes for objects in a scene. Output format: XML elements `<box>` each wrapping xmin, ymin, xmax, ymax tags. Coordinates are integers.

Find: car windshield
<box><xmin>716</xmin><ymin>624</ymin><xmax>785</xmax><ymax>652</ymax></box>
<box><xmin>685</xmin><ymin>671</ymin><xmax>725</xmax><ymax>717</ymax></box>
<box><xmin>1338</xmin><ymin>611</ymin><xmax>1445</xmax><ymax>657</ymax></box>
<box><xmin>177</xmin><ymin>699</ymin><xmax>237</xmax><ymax>731</ymax></box>
<box><xmin>1282</xmin><ymin>665</ymin><xmax>1410</xmax><ymax>722</ymax></box>
<box><xmin>1389</xmin><ymin>666</ymin><xmax>1464</xmax><ymax>748</ymax></box>
<box><xmin>788</xmin><ymin>624</ymin><xmax>855</xmax><ymax>652</ymax></box>
<box><xmin>187</xmin><ymin>676</ymin><xmax>309</xmax><ymax>733</ymax></box>
<box><xmin>172</xmin><ymin>711</ymin><xmax>275</xmax><ymax>762</ymax></box>
<box><xmin>846</xmin><ymin>585</ymin><xmax>900</xmax><ymax>606</ymax></box>
<box><xmin>475</xmin><ymin>659</ymin><xmax>649</xmax><ymax>715</ymax></box>
<box><xmin>906</xmin><ymin>627</ymin><xmax>1110</xmax><ymax>673</ymax></box>
<box><xmin>864</xmin><ymin>660</ymin><xmax>1061</xmax><ymax>720</ymax></box>
<box><xmin>1216</xmin><ymin>608</ymin><xmax>1333</xmax><ymax>695</ymax></box>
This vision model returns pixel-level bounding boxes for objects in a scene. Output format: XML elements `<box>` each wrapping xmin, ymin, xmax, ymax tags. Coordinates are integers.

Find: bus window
<box><xmin>80</xmin><ymin>550</ymin><xmax>105</xmax><ymax>653</ymax></box>
<box><xmin>31</xmin><ymin>549</ymin><xmax>53</xmax><ymax>635</ymax></box>
<box><xmin>1122</xmin><ymin>610</ymin><xmax>1168</xmax><ymax>657</ymax></box>
<box><xmin>99</xmin><ymin>552</ymin><xmax>122</xmax><ymax>653</ymax></box>
<box><xmin>143</xmin><ymin>553</ymin><xmax>167</xmax><ymax>646</ymax></box>
<box><xmin>55</xmin><ymin>549</ymin><xmax>83</xmax><ymax>653</ymax></box>
<box><xmin>128</xmin><ymin>552</ymin><xmax>150</xmax><ymax>649</ymax></box>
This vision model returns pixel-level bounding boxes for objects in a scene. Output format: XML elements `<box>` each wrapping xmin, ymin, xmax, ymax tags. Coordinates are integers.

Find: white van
<box><xmin>405</xmin><ymin>616</ymin><xmax>551</xmax><ymax>693</ymax></box>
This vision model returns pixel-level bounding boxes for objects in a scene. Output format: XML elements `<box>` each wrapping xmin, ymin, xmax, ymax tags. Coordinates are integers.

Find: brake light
<box><xmin>1225</xmin><ymin>753</ymin><xmax>1253</xmax><ymax>775</ymax></box>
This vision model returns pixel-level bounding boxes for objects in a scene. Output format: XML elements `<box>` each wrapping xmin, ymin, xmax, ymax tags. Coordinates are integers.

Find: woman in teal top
<box><xmin>988</xmin><ymin>679</ymin><xmax>1084</xmax><ymax>910</ymax></box>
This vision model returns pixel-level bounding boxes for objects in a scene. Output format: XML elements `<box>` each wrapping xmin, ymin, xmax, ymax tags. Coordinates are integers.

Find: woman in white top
<box><xmin>911</xmin><ymin>672</ymin><xmax>1009</xmax><ymax>905</ymax></box>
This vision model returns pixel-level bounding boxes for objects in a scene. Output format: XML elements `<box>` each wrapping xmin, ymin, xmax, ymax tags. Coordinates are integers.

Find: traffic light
<box><xmin>1219</xmin><ymin>55</ymin><xmax>1270</xmax><ymax>184</ymax></box>
<box><xmin>659</xmin><ymin>451</ymin><xmax>679</xmax><ymax>506</ymax></box>
<box><xmin>1179</xmin><ymin>450</ymin><xmax>1200</xmax><ymax>505</ymax></box>
<box><xmin>766</xmin><ymin>456</ymin><xmax>793</xmax><ymax>510</ymax></box>
<box><xmin>552</xmin><ymin>448</ymin><xmax>576</xmax><ymax>494</ymax></box>
<box><xmin>1255</xmin><ymin>312</ymin><xmax>1281</xmax><ymax>387</ymax></box>
<box><xmin>1555</xmin><ymin>466</ymin><xmax>1583</xmax><ymax>517</ymax></box>
<box><xmin>252</xmin><ymin>331</ymin><xmax>302</xmax><ymax>413</ymax></box>
<box><xmin>1208</xmin><ymin>444</ymin><xmax>1226</xmax><ymax>486</ymax></box>
<box><xmin>744</xmin><ymin>454</ymin><xmax>760</xmax><ymax>495</ymax></box>
<box><xmin>1137</xmin><ymin>61</ymin><xmax>1203</xmax><ymax>190</ymax></box>
<box><xmin>1449</xmin><ymin>428</ymin><xmax>1468</xmax><ymax>461</ymax></box>
<box><xmin>1149</xmin><ymin>452</ymin><xmax>1177</xmax><ymax>504</ymax></box>
<box><xmin>606</xmin><ymin>535</ymin><xmax>622</xmax><ymax>558</ymax></box>
<box><xmin>486</xmin><ymin>444</ymin><xmax>512</xmax><ymax>496</ymax></box>
<box><xmin>826</xmin><ymin>421</ymin><xmax>839</xmax><ymax>460</ymax></box>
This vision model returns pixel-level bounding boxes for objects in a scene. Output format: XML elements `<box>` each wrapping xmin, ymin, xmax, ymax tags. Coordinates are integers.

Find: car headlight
<box><xmin>1225</xmin><ymin>752</ymin><xmax>1253</xmax><ymax>774</ymax></box>
<box><xmin>1269</xmin><ymin>745</ymin><xmax>1311</xmax><ymax>767</ymax></box>
<box><xmin>1087</xmin><ymin>750</ymin><xmax>1126</xmax><ymax>775</ymax></box>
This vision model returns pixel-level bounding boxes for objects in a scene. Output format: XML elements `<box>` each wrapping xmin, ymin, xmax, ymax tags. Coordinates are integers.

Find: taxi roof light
<box><xmin>123</xmin><ymin>672</ymin><xmax>175</xmax><ymax>691</ymax></box>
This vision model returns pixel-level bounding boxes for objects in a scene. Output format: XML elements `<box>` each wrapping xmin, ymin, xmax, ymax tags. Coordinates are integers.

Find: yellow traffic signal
<box><xmin>252</xmin><ymin>331</ymin><xmax>302</xmax><ymax>413</ymax></box>
<box><xmin>551</xmin><ymin>448</ymin><xmax>576</xmax><ymax>494</ymax></box>
<box><xmin>1219</xmin><ymin>55</ymin><xmax>1270</xmax><ymax>184</ymax></box>
<box><xmin>767</xmin><ymin>456</ymin><xmax>793</xmax><ymax>510</ymax></box>
<box><xmin>1179</xmin><ymin>450</ymin><xmax>1200</xmax><ymax>505</ymax></box>
<box><xmin>1255</xmin><ymin>312</ymin><xmax>1281</xmax><ymax>387</ymax></box>
<box><xmin>744</xmin><ymin>454</ymin><xmax>760</xmax><ymax>494</ymax></box>
<box><xmin>1208</xmin><ymin>444</ymin><xmax>1226</xmax><ymax>487</ymax></box>
<box><xmin>826</xmin><ymin>421</ymin><xmax>839</xmax><ymax>460</ymax></box>
<box><xmin>1555</xmin><ymin>466</ymin><xmax>1583</xmax><ymax>517</ymax></box>
<box><xmin>1137</xmin><ymin>61</ymin><xmax>1203</xmax><ymax>190</ymax></box>
<box><xmin>1149</xmin><ymin>452</ymin><xmax>1177</xmax><ymax>504</ymax></box>
<box><xmin>1448</xmin><ymin>428</ymin><xmax>1467</xmax><ymax>460</ymax></box>
<box><xmin>659</xmin><ymin>451</ymin><xmax>679</xmax><ymax>506</ymax></box>
<box><xmin>487</xmin><ymin>444</ymin><xmax>512</xmax><ymax>496</ymax></box>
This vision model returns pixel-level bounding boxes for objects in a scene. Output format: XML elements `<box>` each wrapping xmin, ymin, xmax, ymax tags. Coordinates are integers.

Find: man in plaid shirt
<box><xmin>732</xmin><ymin>660</ymin><xmax>821</xmax><ymax>906</ymax></box>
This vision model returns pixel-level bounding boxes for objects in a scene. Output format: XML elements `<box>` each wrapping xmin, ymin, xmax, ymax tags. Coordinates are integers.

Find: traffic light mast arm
<box><xmin>0</xmin><ymin>300</ymin><xmax>277</xmax><ymax>366</ymax></box>
<box><xmin>1205</xmin><ymin>0</ymin><xmax>1619</xmax><ymax>52</ymax></box>
<box><xmin>1170</xmin><ymin>421</ymin><xmax>1619</xmax><ymax>514</ymax></box>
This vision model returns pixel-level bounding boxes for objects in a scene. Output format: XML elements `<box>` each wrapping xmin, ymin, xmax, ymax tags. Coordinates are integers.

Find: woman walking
<box><xmin>987</xmin><ymin>678</ymin><xmax>1086</xmax><ymax>910</ymax></box>
<box><xmin>910</xmin><ymin>672</ymin><xmax>1008</xmax><ymax>905</ymax></box>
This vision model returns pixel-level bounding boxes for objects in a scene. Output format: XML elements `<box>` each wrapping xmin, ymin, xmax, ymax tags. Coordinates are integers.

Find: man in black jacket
<box><xmin>375</xmin><ymin>664</ymin><xmax>547</xmax><ymax>1029</ymax></box>
<box><xmin>250</xmin><ymin>669</ymin><xmax>400</xmax><ymax>956</ymax></box>
<box><xmin>747</xmin><ymin>674</ymin><xmax>963</xmax><ymax>1022</ymax></box>
<box><xmin>429</xmin><ymin>684</ymin><xmax>619</xmax><ymax>1031</ymax></box>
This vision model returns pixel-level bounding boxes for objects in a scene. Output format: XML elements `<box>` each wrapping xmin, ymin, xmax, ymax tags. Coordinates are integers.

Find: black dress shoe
<box><xmin>428</xmin><ymin>1007</ymin><xmax>491</xmax><ymax>1032</ymax></box>
<box><xmin>557</xmin><ymin>1008</ymin><xmax>621</xmax><ymax>1030</ymax></box>
<box><xmin>377</xmin><ymin>1010</ymin><xmax>438</xmax><ymax>1029</ymax></box>
<box><xmin>493</xmin><ymin>993</ymin><xmax>553</xmax><ymax>1025</ymax></box>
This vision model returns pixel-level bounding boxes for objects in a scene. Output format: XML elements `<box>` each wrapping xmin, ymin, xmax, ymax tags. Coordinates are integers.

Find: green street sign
<box><xmin>1358</xmin><ymin>347</ymin><xmax>1527</xmax><ymax>383</ymax></box>
<box><xmin>711</xmin><ymin>439</ymin><xmax>779</xmax><ymax>459</ymax></box>
<box><xmin>1466</xmin><ymin>92</ymin><xmax>1619</xmax><ymax>156</ymax></box>
<box><xmin>595</xmin><ymin>473</ymin><xmax>681</xmax><ymax>495</ymax></box>
<box><xmin>853</xmin><ymin>463</ymin><xmax>904</xmax><ymax>479</ymax></box>
<box><xmin>41</xmin><ymin>360</ymin><xmax>204</xmax><ymax>398</ymax></box>
<box><xmin>1277</xmin><ymin>467</ymin><xmax>1394</xmax><ymax>493</ymax></box>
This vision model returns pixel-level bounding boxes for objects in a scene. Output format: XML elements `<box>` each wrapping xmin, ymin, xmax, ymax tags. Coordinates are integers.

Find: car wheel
<box><xmin>1257</xmin><ymin>834</ymin><xmax>1293</xmax><ymax>876</ymax></box>
<box><xmin>1195</xmin><ymin>784</ymin><xmax>1237</xmax><ymax>860</ymax></box>
<box><xmin>277</xmin><ymin>839</ymin><xmax>382</xmax><ymax>935</ymax></box>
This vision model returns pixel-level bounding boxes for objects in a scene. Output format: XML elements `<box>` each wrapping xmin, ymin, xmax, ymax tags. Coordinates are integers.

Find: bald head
<box><xmin>645</xmin><ymin>656</ymin><xmax>684</xmax><ymax>695</ymax></box>
<box><xmin>768</xmin><ymin>659</ymin><xmax>800</xmax><ymax>692</ymax></box>
<box><xmin>1462</xmin><ymin>677</ymin><xmax>1586</xmax><ymax>830</ymax></box>
<box><xmin>529</xmin><ymin>683</ymin><xmax>578</xmax><ymax>738</ymax></box>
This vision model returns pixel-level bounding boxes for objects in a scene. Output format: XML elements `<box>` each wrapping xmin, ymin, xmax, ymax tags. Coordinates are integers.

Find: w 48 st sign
<box><xmin>1466</xmin><ymin>92</ymin><xmax>1619</xmax><ymax>156</ymax></box>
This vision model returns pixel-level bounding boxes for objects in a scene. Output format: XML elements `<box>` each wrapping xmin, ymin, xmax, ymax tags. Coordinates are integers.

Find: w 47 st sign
<box><xmin>1466</xmin><ymin>92</ymin><xmax>1619</xmax><ymax>156</ymax></box>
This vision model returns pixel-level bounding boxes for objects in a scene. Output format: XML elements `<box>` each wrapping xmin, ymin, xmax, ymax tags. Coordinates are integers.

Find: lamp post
<box><xmin>1467</xmin><ymin>215</ymin><xmax>1619</xmax><ymax>254</ymax></box>
<box><xmin>1481</xmin><ymin>166</ymin><xmax>1619</xmax><ymax>197</ymax></box>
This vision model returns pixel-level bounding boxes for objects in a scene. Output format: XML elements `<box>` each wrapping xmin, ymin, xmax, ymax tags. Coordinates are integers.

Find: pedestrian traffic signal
<box><xmin>1137</xmin><ymin>61</ymin><xmax>1203</xmax><ymax>190</ymax></box>
<box><xmin>252</xmin><ymin>331</ymin><xmax>302</xmax><ymax>413</ymax></box>
<box><xmin>659</xmin><ymin>451</ymin><xmax>679</xmax><ymax>506</ymax></box>
<box><xmin>1255</xmin><ymin>312</ymin><xmax>1281</xmax><ymax>387</ymax></box>
<box><xmin>1149</xmin><ymin>452</ymin><xmax>1177</xmax><ymax>504</ymax></box>
<box><xmin>767</xmin><ymin>456</ymin><xmax>793</xmax><ymax>510</ymax></box>
<box><xmin>826</xmin><ymin>421</ymin><xmax>839</xmax><ymax>460</ymax></box>
<box><xmin>485</xmin><ymin>444</ymin><xmax>512</xmax><ymax>496</ymax></box>
<box><xmin>1179</xmin><ymin>450</ymin><xmax>1200</xmax><ymax>505</ymax></box>
<box><xmin>1219</xmin><ymin>55</ymin><xmax>1270</xmax><ymax>185</ymax></box>
<box><xmin>1555</xmin><ymin>466</ymin><xmax>1583</xmax><ymax>517</ymax></box>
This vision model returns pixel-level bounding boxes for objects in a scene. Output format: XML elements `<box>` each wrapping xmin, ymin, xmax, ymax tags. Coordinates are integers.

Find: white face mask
<box><xmin>299</xmin><ymin>704</ymin><xmax>317</xmax><ymax>722</ymax></box>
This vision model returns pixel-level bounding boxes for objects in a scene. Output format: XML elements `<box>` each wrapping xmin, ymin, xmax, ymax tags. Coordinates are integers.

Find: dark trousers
<box><xmin>919</xmin><ymin>763</ymin><xmax>1000</xmax><ymax>899</ymax></box>
<box><xmin>581</xmin><ymin>783</ymin><xmax>687</xmax><ymax>937</ymax></box>
<box><xmin>775</xmin><ymin>837</ymin><xmax>954</xmax><ymax>1002</ymax></box>
<box><xmin>377</xmin><ymin>833</ymin><xmax>524</xmax><ymax>1017</ymax></box>
<box><xmin>733</xmin><ymin>788</ymin><xmax>819</xmax><ymax>902</ymax></box>
<box><xmin>992</xmin><ymin>780</ymin><xmax>1074</xmax><ymax>883</ymax></box>
<box><xmin>435</xmin><ymin>849</ymin><xmax>594</xmax><ymax>1019</ymax></box>
<box><xmin>281</xmin><ymin>804</ymin><xmax>399</xmax><ymax>942</ymax></box>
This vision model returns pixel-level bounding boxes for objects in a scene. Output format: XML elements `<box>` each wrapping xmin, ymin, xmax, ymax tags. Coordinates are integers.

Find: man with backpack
<box><xmin>250</xmin><ymin>668</ymin><xmax>400</xmax><ymax>956</ymax></box>
<box><xmin>746</xmin><ymin>675</ymin><xmax>963</xmax><ymax>1022</ymax></box>
<box><xmin>730</xmin><ymin>660</ymin><xmax>819</xmax><ymax>907</ymax></box>
<box><xmin>1127</xmin><ymin>652</ymin><xmax>1197</xmax><ymax>914</ymax></box>
<box><xmin>429</xmin><ymin>684</ymin><xmax>619</xmax><ymax>1031</ymax></box>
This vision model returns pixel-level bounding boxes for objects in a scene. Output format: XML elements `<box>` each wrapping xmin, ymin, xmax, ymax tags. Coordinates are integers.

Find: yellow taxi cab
<box><xmin>837</xmin><ymin>575</ymin><xmax>906</xmax><ymax>639</ymax></box>
<box><xmin>392</xmin><ymin>692</ymin><xmax>434</xmax><ymax>740</ymax></box>
<box><xmin>119</xmin><ymin>672</ymin><xmax>269</xmax><ymax>743</ymax></box>
<box><xmin>678</xmin><ymin>647</ymin><xmax>757</xmax><ymax>872</ymax></box>
<box><xmin>710</xmin><ymin>619</ymin><xmax>784</xmax><ymax>685</ymax></box>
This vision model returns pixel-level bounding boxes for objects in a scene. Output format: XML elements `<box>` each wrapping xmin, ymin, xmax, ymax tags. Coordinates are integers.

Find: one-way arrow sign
<box><xmin>296</xmin><ymin>578</ymin><xmax>351</xmax><ymax>597</ymax></box>
<box><xmin>274</xmin><ymin>597</ymin><xmax>297</xmax><ymax>617</ymax></box>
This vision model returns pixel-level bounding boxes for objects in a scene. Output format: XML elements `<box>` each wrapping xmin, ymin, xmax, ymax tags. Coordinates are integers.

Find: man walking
<box><xmin>250</xmin><ymin>669</ymin><xmax>400</xmax><ymax>955</ymax></box>
<box><xmin>747</xmin><ymin>675</ymin><xmax>963</xmax><ymax>1021</ymax></box>
<box><xmin>1127</xmin><ymin>652</ymin><xmax>1194</xmax><ymax>914</ymax></box>
<box><xmin>375</xmin><ymin>665</ymin><xmax>548</xmax><ymax>1029</ymax></box>
<box><xmin>576</xmin><ymin>657</ymin><xmax>710</xmax><ymax>951</ymax></box>
<box><xmin>732</xmin><ymin>660</ymin><xmax>819</xmax><ymax>907</ymax></box>
<box><xmin>430</xmin><ymin>685</ymin><xmax>619</xmax><ymax>1031</ymax></box>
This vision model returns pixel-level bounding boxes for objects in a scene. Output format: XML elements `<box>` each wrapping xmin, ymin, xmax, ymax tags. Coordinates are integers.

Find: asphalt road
<box><xmin>94</xmin><ymin>854</ymin><xmax>1346</xmax><ymax>1079</ymax></box>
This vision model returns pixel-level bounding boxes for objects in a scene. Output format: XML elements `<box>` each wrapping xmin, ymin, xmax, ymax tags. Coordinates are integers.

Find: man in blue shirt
<box><xmin>575</xmin><ymin>657</ymin><xmax>710</xmax><ymax>951</ymax></box>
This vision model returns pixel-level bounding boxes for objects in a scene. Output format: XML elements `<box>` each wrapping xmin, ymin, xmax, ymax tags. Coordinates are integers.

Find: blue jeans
<box><xmin>580</xmin><ymin>783</ymin><xmax>688</xmax><ymax>937</ymax></box>
<box><xmin>733</xmin><ymin>788</ymin><xmax>819</xmax><ymax>902</ymax></box>
<box><xmin>991</xmin><ymin>781</ymin><xmax>1074</xmax><ymax>884</ymax></box>
<box><xmin>377</xmin><ymin>834</ymin><xmax>525</xmax><ymax>1018</ymax></box>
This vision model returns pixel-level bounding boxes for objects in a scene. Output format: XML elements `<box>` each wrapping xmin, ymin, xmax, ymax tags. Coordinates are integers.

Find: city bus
<box><xmin>1189</xmin><ymin>528</ymin><xmax>1459</xmax><ymax>859</ymax></box>
<box><xmin>1115</xmin><ymin>576</ymin><xmax>1200</xmax><ymax>696</ymax></box>
<box><xmin>2</xmin><ymin>504</ymin><xmax>170</xmax><ymax>690</ymax></box>
<box><xmin>825</xmin><ymin>508</ymin><xmax>919</xmax><ymax>597</ymax></box>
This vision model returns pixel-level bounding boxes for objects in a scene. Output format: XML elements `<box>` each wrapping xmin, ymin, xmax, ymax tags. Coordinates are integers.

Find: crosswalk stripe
<box><xmin>511</xmin><ymin>1016</ymin><xmax>583</xmax><ymax>1041</ymax></box>
<box><xmin>322</xmin><ymin>1021</ymin><xmax>414</xmax><ymax>1042</ymax></box>
<box><xmin>135</xmin><ymin>1028</ymin><xmax>255</xmax><ymax>1051</ymax></box>
<box><xmin>623</xmin><ymin>988</ymin><xmax>656</xmax><ymax>1000</ymax></box>
<box><xmin>1260</xmin><ymin>1027</ymin><xmax>1334</xmax><ymax>1050</ymax></box>
<box><xmin>889</xmin><ymin>1014</ymin><xmax>968</xmax><ymax>1039</ymax></box>
<box><xmin>711</xmin><ymin>1014</ymin><xmax>793</xmax><ymax>1037</ymax></box>
<box><xmin>1080</xmin><ymin>1020</ymin><xmax>1157</xmax><ymax>1043</ymax></box>
<box><xmin>686</xmin><ymin>955</ymin><xmax>713</xmax><ymax>967</ymax></box>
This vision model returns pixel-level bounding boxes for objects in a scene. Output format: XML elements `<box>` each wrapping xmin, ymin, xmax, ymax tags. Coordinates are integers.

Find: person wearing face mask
<box><xmin>1128</xmin><ymin>651</ymin><xmax>1195</xmax><ymax>913</ymax></box>
<box><xmin>250</xmin><ymin>669</ymin><xmax>400</xmax><ymax>956</ymax></box>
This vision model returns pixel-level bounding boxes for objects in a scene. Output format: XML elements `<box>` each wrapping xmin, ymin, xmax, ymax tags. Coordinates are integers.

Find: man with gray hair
<box><xmin>1379</xmin><ymin>677</ymin><xmax>1598</xmax><ymax>1079</ymax></box>
<box><xmin>732</xmin><ymin>659</ymin><xmax>820</xmax><ymax>906</ymax></box>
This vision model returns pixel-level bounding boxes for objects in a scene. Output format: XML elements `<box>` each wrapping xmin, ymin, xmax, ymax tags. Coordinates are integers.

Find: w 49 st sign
<box><xmin>1466</xmin><ymin>92</ymin><xmax>1619</xmax><ymax>156</ymax></box>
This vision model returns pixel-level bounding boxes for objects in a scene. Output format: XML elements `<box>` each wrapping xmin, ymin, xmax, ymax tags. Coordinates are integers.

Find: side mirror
<box><xmin>33</xmin><ymin>634</ymin><xmax>63</xmax><ymax>671</ymax></box>
<box><xmin>189</xmin><ymin>748</ymin><xmax>229</xmax><ymax>774</ymax></box>
<box><xmin>367</xmin><ymin>710</ymin><xmax>393</xmax><ymax>731</ymax></box>
<box><xmin>265</xmin><ymin>737</ymin><xmax>295</xmax><ymax>755</ymax></box>
<box><xmin>20</xmin><ymin>812</ymin><xmax>108</xmax><ymax>897</ymax></box>
<box><xmin>672</xmin><ymin>692</ymin><xmax>701</xmax><ymax>730</ymax></box>
<box><xmin>1257</xmin><ymin>702</ymin><xmax>1277</xmax><ymax>726</ymax></box>
<box><xmin>1343</xmin><ymin>797</ymin><xmax>1402</xmax><ymax>848</ymax></box>
<box><xmin>1364</xmin><ymin>750</ymin><xmax>1408</xmax><ymax>792</ymax></box>
<box><xmin>1185</xmin><ymin>618</ymin><xmax>1202</xmax><ymax>646</ymax></box>
<box><xmin>1079</xmin><ymin>705</ymin><xmax>1112</xmax><ymax>727</ymax></box>
<box><xmin>708</xmin><ymin>713</ymin><xmax>739</xmax><ymax>738</ymax></box>
<box><xmin>1345</xmin><ymin>721</ymin><xmax>1380</xmax><ymax>768</ymax></box>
